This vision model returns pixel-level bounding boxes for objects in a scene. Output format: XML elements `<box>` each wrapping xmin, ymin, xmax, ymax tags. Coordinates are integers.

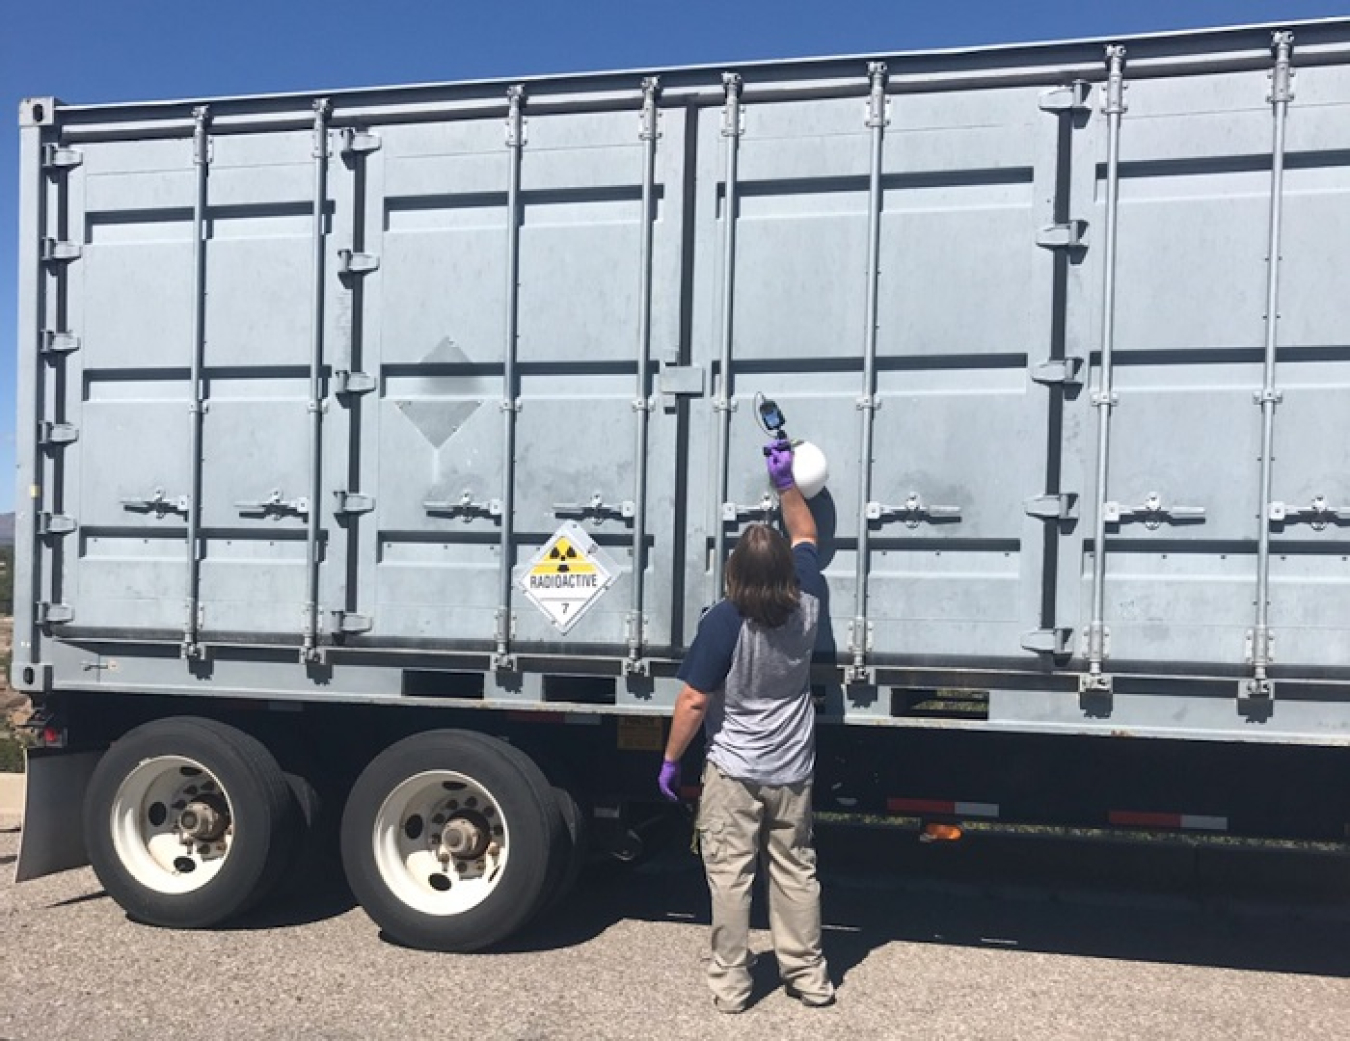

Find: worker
<box><xmin>658</xmin><ymin>437</ymin><xmax>834</xmax><ymax>1013</ymax></box>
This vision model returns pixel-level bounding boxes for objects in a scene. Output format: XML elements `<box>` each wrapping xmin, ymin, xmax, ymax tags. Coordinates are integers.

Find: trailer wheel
<box><xmin>84</xmin><ymin>717</ymin><xmax>296</xmax><ymax>928</ymax></box>
<box><xmin>340</xmin><ymin>730</ymin><xmax>564</xmax><ymax>951</ymax></box>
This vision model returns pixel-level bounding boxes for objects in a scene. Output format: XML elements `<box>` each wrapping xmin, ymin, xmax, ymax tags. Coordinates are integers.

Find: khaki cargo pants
<box><xmin>697</xmin><ymin>761</ymin><xmax>833</xmax><ymax>1009</ymax></box>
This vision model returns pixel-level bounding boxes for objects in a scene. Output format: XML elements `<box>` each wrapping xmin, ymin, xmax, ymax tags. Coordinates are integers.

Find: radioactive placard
<box><xmin>516</xmin><ymin>521</ymin><xmax>619</xmax><ymax>634</ymax></box>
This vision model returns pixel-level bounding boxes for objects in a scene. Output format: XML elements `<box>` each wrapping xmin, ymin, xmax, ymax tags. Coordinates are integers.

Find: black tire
<box><xmin>83</xmin><ymin>717</ymin><xmax>297</xmax><ymax>929</ymax></box>
<box><xmin>339</xmin><ymin>729</ymin><xmax>565</xmax><ymax>952</ymax></box>
<box><xmin>541</xmin><ymin>782</ymin><xmax>590</xmax><ymax>913</ymax></box>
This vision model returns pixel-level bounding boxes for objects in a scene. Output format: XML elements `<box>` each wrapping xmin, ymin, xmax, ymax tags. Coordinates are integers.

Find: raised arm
<box><xmin>766</xmin><ymin>440</ymin><xmax>818</xmax><ymax>546</ymax></box>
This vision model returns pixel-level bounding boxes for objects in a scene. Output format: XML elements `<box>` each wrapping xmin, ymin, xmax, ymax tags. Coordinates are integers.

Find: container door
<box><xmin>369</xmin><ymin>100</ymin><xmax>687</xmax><ymax>652</ymax></box>
<box><xmin>1068</xmin><ymin>62</ymin><xmax>1308</xmax><ymax>669</ymax></box>
<box><xmin>688</xmin><ymin>82</ymin><xmax>1073</xmax><ymax>667</ymax></box>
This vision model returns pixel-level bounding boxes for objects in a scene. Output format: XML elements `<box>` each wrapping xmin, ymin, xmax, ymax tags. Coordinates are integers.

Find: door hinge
<box><xmin>334</xmin><ymin>370</ymin><xmax>377</xmax><ymax>396</ymax></box>
<box><xmin>1022</xmin><ymin>628</ymin><xmax>1075</xmax><ymax>655</ymax></box>
<box><xmin>1024</xmin><ymin>493</ymin><xmax>1080</xmax><ymax>521</ymax></box>
<box><xmin>1039</xmin><ymin>81</ymin><xmax>1092</xmax><ymax>114</ymax></box>
<box><xmin>338</xmin><ymin>250</ymin><xmax>380</xmax><ymax>277</ymax></box>
<box><xmin>42</xmin><ymin>145</ymin><xmax>83</xmax><ymax>171</ymax></box>
<box><xmin>1031</xmin><ymin>357</ymin><xmax>1085</xmax><ymax>387</ymax></box>
<box><xmin>340</xmin><ymin>129</ymin><xmax>381</xmax><ymax>157</ymax></box>
<box><xmin>1036</xmin><ymin>220</ymin><xmax>1088</xmax><ymax>250</ymax></box>
<box><xmin>332</xmin><ymin>611</ymin><xmax>373</xmax><ymax>634</ymax></box>
<box><xmin>333</xmin><ymin>491</ymin><xmax>375</xmax><ymax>516</ymax></box>
<box><xmin>37</xmin><ymin>602</ymin><xmax>74</xmax><ymax>625</ymax></box>
<box><xmin>41</xmin><ymin>239</ymin><xmax>81</xmax><ymax>265</ymax></box>
<box><xmin>41</xmin><ymin>330</ymin><xmax>80</xmax><ymax>358</ymax></box>
<box><xmin>37</xmin><ymin>513</ymin><xmax>77</xmax><ymax>537</ymax></box>
<box><xmin>38</xmin><ymin>421</ymin><xmax>78</xmax><ymax>446</ymax></box>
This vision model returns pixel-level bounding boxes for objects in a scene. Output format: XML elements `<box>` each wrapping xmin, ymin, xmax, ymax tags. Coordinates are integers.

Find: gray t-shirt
<box><xmin>677</xmin><ymin>544</ymin><xmax>824</xmax><ymax>786</ymax></box>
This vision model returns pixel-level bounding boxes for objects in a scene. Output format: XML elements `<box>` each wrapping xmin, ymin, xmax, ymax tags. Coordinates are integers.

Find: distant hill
<box><xmin>0</xmin><ymin>514</ymin><xmax>12</xmax><ymax>545</ymax></box>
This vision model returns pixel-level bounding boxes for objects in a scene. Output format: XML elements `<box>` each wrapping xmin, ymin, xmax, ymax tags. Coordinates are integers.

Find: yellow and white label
<box><xmin>516</xmin><ymin>521</ymin><xmax>618</xmax><ymax>634</ymax></box>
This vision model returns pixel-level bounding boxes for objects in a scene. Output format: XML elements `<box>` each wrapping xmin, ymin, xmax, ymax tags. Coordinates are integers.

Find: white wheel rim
<box><xmin>110</xmin><ymin>756</ymin><xmax>234</xmax><ymax>895</ymax></box>
<box><xmin>373</xmin><ymin>770</ymin><xmax>511</xmax><ymax>916</ymax></box>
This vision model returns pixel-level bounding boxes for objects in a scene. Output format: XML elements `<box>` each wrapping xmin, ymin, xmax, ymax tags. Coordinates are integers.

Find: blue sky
<box><xmin>2</xmin><ymin>0</ymin><xmax>1346</xmax><ymax>515</ymax></box>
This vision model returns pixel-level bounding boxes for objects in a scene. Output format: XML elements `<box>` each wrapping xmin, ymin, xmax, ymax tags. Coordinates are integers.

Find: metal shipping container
<box><xmin>14</xmin><ymin>19</ymin><xmax>1350</xmax><ymax>950</ymax></box>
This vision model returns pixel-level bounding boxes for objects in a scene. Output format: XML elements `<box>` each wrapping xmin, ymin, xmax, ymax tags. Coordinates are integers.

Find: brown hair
<box><xmin>725</xmin><ymin>524</ymin><xmax>800</xmax><ymax>628</ymax></box>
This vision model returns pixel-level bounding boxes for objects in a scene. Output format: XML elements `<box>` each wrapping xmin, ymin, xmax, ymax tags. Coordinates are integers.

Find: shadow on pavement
<box><xmin>501</xmin><ymin>823</ymin><xmax>1350</xmax><ymax>979</ymax></box>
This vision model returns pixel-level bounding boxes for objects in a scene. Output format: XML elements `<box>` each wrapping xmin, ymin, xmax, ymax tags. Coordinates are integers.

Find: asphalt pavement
<box><xmin>2</xmin><ymin>822</ymin><xmax>1348</xmax><ymax>1040</ymax></box>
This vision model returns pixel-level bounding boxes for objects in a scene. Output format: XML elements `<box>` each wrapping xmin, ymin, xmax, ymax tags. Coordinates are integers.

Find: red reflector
<box><xmin>42</xmin><ymin>726</ymin><xmax>64</xmax><ymax>747</ymax></box>
<box><xmin>888</xmin><ymin>798</ymin><xmax>956</xmax><ymax>816</ymax></box>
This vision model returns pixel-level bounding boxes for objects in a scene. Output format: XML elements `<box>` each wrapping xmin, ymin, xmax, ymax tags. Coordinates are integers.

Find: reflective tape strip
<box><xmin>1109</xmin><ymin>811</ymin><xmax>1227</xmax><ymax>831</ymax></box>
<box><xmin>887</xmin><ymin>798</ymin><xmax>999</xmax><ymax>818</ymax></box>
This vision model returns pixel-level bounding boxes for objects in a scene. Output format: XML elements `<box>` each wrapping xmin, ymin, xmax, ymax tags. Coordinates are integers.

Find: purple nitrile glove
<box><xmin>766</xmin><ymin>439</ymin><xmax>795</xmax><ymax>492</ymax></box>
<box><xmin>658</xmin><ymin>759</ymin><xmax>682</xmax><ymax>802</ymax></box>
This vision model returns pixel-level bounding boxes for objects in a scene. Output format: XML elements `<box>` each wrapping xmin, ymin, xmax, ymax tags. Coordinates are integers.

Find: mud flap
<box><xmin>15</xmin><ymin>747</ymin><xmax>102</xmax><ymax>882</ymax></box>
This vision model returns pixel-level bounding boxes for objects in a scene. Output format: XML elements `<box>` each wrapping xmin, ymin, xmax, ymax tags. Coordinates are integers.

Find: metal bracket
<box><xmin>1268</xmin><ymin>496</ymin><xmax>1349</xmax><ymax>530</ymax></box>
<box><xmin>341</xmin><ymin>128</ymin><xmax>382</xmax><ymax>156</ymax></box>
<box><xmin>120</xmin><ymin>489</ymin><xmax>189</xmax><ymax>517</ymax></box>
<box><xmin>1036</xmin><ymin>220</ymin><xmax>1089</xmax><ymax>250</ymax></box>
<box><xmin>333</xmin><ymin>370</ymin><xmax>376</xmax><ymax>396</ymax></box>
<box><xmin>639</xmin><ymin>76</ymin><xmax>662</xmax><ymax>141</ymax></box>
<box><xmin>846</xmin><ymin>621</ymin><xmax>876</xmax><ymax>660</ymax></box>
<box><xmin>553</xmin><ymin>494</ymin><xmax>635</xmax><ymax>522</ymax></box>
<box><xmin>866</xmin><ymin>494</ymin><xmax>962</xmax><ymax>527</ymax></box>
<box><xmin>41</xmin><ymin>330</ymin><xmax>80</xmax><ymax>359</ymax></box>
<box><xmin>42</xmin><ymin>145</ymin><xmax>83</xmax><ymax>171</ymax></box>
<box><xmin>657</xmin><ymin>363</ymin><xmax>706</xmax><ymax>397</ymax></box>
<box><xmin>424</xmin><ymin>492</ymin><xmax>503</xmax><ymax>520</ymax></box>
<box><xmin>36</xmin><ymin>603</ymin><xmax>74</xmax><ymax>625</ymax></box>
<box><xmin>236</xmin><ymin>490</ymin><xmax>309</xmax><ymax>518</ymax></box>
<box><xmin>1039</xmin><ymin>80</ymin><xmax>1092</xmax><ymax>114</ymax></box>
<box><xmin>721</xmin><ymin>72</ymin><xmax>744</xmax><ymax>137</ymax></box>
<box><xmin>865</xmin><ymin>62</ymin><xmax>891</xmax><ymax>128</ymax></box>
<box><xmin>1268</xmin><ymin>31</ymin><xmax>1295</xmax><ymax>105</ymax></box>
<box><xmin>1244</xmin><ymin>628</ymin><xmax>1275</xmax><ymax>665</ymax></box>
<box><xmin>338</xmin><ymin>250</ymin><xmax>380</xmax><ymax>276</ymax></box>
<box><xmin>1079</xmin><ymin>671</ymin><xmax>1114</xmax><ymax>694</ymax></box>
<box><xmin>1103</xmin><ymin>493</ymin><xmax>1205</xmax><ymax>528</ymax></box>
<box><xmin>38</xmin><ymin>422</ymin><xmax>78</xmax><ymax>447</ymax></box>
<box><xmin>37</xmin><ymin>513</ymin><xmax>77</xmax><ymax>537</ymax></box>
<box><xmin>1083</xmin><ymin>623</ymin><xmax>1111</xmax><ymax>660</ymax></box>
<box><xmin>1031</xmin><ymin>356</ymin><xmax>1085</xmax><ymax>387</ymax></box>
<box><xmin>41</xmin><ymin>239</ymin><xmax>81</xmax><ymax>265</ymax></box>
<box><xmin>505</xmin><ymin>84</ymin><xmax>527</xmax><ymax>148</ymax></box>
<box><xmin>1022</xmin><ymin>628</ymin><xmax>1074</xmax><ymax>655</ymax></box>
<box><xmin>332</xmin><ymin>611</ymin><xmax>373</xmax><ymax>634</ymax></box>
<box><xmin>1024</xmin><ymin>493</ymin><xmax>1080</xmax><ymax>521</ymax></box>
<box><xmin>722</xmin><ymin>495</ymin><xmax>777</xmax><ymax>523</ymax></box>
<box><xmin>333</xmin><ymin>491</ymin><xmax>375</xmax><ymax>516</ymax></box>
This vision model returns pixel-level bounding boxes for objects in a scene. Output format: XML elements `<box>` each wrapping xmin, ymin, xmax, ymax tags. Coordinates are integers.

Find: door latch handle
<box><xmin>866</xmin><ymin>493</ymin><xmax>962</xmax><ymax>528</ymax></box>
<box><xmin>1104</xmin><ymin>493</ymin><xmax>1205</xmax><ymax>529</ymax></box>
<box><xmin>424</xmin><ymin>492</ymin><xmax>503</xmax><ymax>520</ymax></box>
<box><xmin>235</xmin><ymin>489</ymin><xmax>309</xmax><ymax>517</ymax></box>
<box><xmin>721</xmin><ymin>495</ymin><xmax>778</xmax><ymax>523</ymax></box>
<box><xmin>1269</xmin><ymin>496</ymin><xmax>1350</xmax><ymax>530</ymax></box>
<box><xmin>553</xmin><ymin>494</ymin><xmax>636</xmax><ymax>521</ymax></box>
<box><xmin>120</xmin><ymin>489</ymin><xmax>190</xmax><ymax>517</ymax></box>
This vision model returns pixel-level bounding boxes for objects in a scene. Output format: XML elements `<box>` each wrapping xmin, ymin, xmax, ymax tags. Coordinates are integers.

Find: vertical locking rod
<box><xmin>847</xmin><ymin>62</ymin><xmax>889</xmax><ymax>684</ymax></box>
<box><xmin>16</xmin><ymin>113</ymin><xmax>50</xmax><ymax>671</ymax></box>
<box><xmin>1249</xmin><ymin>31</ymin><xmax>1295</xmax><ymax>696</ymax></box>
<box><xmin>183</xmin><ymin>106</ymin><xmax>211</xmax><ymax>659</ymax></box>
<box><xmin>494</xmin><ymin>85</ymin><xmax>527</xmax><ymax>670</ymax></box>
<box><xmin>301</xmin><ymin>99</ymin><xmax>331</xmax><ymax>663</ymax></box>
<box><xmin>711</xmin><ymin>73</ymin><xmax>743</xmax><ymax>599</ymax></box>
<box><xmin>1084</xmin><ymin>45</ymin><xmax>1127</xmax><ymax>686</ymax></box>
<box><xmin>627</xmin><ymin>77</ymin><xmax>661</xmax><ymax>670</ymax></box>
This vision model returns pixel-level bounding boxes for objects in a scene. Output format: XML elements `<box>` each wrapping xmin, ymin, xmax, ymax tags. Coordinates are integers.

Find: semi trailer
<box><xmin>12</xmin><ymin>17</ymin><xmax>1350</xmax><ymax>950</ymax></box>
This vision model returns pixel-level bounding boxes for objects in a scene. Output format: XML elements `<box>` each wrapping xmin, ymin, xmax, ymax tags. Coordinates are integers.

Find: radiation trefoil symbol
<box><xmin>516</xmin><ymin>521</ymin><xmax>619</xmax><ymax>634</ymax></box>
